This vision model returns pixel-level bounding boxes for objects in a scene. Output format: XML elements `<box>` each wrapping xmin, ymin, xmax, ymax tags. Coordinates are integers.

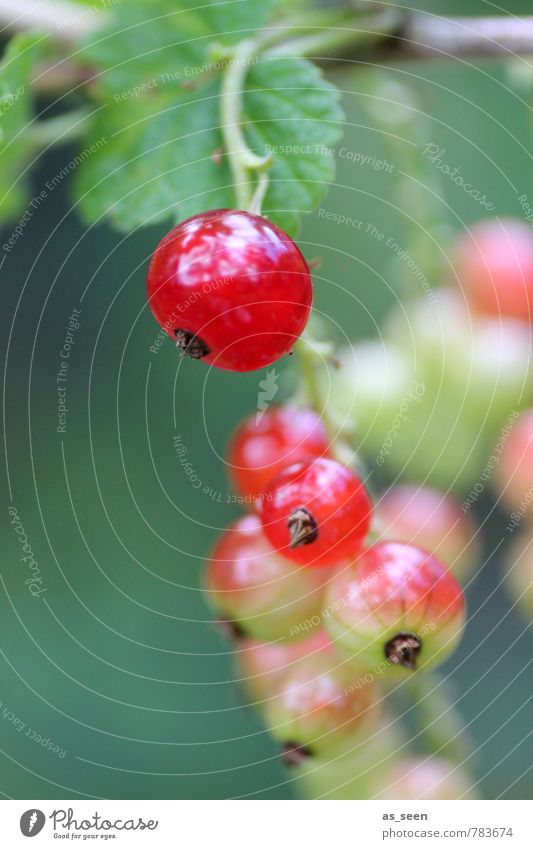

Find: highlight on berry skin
<box><xmin>146</xmin><ymin>209</ymin><xmax>313</xmax><ymax>371</ymax></box>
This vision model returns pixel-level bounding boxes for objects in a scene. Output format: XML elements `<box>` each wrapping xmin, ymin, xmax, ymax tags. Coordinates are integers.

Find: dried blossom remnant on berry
<box><xmin>214</xmin><ymin>617</ymin><xmax>246</xmax><ymax>641</ymax></box>
<box><xmin>281</xmin><ymin>742</ymin><xmax>313</xmax><ymax>766</ymax></box>
<box><xmin>288</xmin><ymin>507</ymin><xmax>319</xmax><ymax>549</ymax></box>
<box><xmin>174</xmin><ymin>329</ymin><xmax>210</xmax><ymax>360</ymax></box>
<box><xmin>384</xmin><ymin>632</ymin><xmax>421</xmax><ymax>670</ymax></box>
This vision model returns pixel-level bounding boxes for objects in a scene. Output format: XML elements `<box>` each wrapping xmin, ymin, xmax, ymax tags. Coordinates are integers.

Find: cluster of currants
<box><xmin>206</xmin><ymin>404</ymin><xmax>467</xmax><ymax>795</ymax></box>
<box><xmin>327</xmin><ymin>218</ymin><xmax>533</xmax><ymax>493</ymax></box>
<box><xmin>145</xmin><ymin>207</ymin><xmax>473</xmax><ymax>797</ymax></box>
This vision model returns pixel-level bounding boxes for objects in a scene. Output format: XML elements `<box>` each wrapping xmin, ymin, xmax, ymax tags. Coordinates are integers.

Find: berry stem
<box><xmin>295</xmin><ymin>331</ymin><xmax>355</xmax><ymax>467</ymax></box>
<box><xmin>219</xmin><ymin>39</ymin><xmax>273</xmax><ymax>212</ymax></box>
<box><xmin>402</xmin><ymin>671</ymin><xmax>474</xmax><ymax>767</ymax></box>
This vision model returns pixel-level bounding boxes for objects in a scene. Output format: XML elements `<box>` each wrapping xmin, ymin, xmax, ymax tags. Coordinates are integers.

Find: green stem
<box><xmin>295</xmin><ymin>331</ymin><xmax>355</xmax><ymax>467</ymax></box>
<box><xmin>219</xmin><ymin>39</ymin><xmax>273</xmax><ymax>211</ymax></box>
<box><xmin>263</xmin><ymin>9</ymin><xmax>402</xmax><ymax>59</ymax></box>
<box><xmin>403</xmin><ymin>672</ymin><xmax>474</xmax><ymax>767</ymax></box>
<box><xmin>27</xmin><ymin>107</ymin><xmax>92</xmax><ymax>150</ymax></box>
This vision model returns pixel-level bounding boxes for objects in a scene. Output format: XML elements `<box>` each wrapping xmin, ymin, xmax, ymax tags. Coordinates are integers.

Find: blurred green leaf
<box><xmin>0</xmin><ymin>33</ymin><xmax>47</xmax><ymax>224</ymax></box>
<box><xmin>74</xmin><ymin>55</ymin><xmax>343</xmax><ymax>236</ymax></box>
<box><xmin>80</xmin><ymin>0</ymin><xmax>277</xmax><ymax>93</ymax></box>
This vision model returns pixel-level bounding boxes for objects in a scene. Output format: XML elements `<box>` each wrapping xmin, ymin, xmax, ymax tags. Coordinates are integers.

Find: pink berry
<box><xmin>228</xmin><ymin>405</ymin><xmax>330</xmax><ymax>499</ymax></box>
<box><xmin>495</xmin><ymin>409</ymin><xmax>533</xmax><ymax>515</ymax></box>
<box><xmin>265</xmin><ymin>652</ymin><xmax>378</xmax><ymax>760</ymax></box>
<box><xmin>146</xmin><ymin>209</ymin><xmax>313</xmax><ymax>371</ymax></box>
<box><xmin>206</xmin><ymin>515</ymin><xmax>324</xmax><ymax>641</ymax></box>
<box><xmin>503</xmin><ymin>530</ymin><xmax>533</xmax><ymax>619</ymax></box>
<box><xmin>324</xmin><ymin>541</ymin><xmax>465</xmax><ymax>672</ymax></box>
<box><xmin>377</xmin><ymin>485</ymin><xmax>479</xmax><ymax>580</ymax></box>
<box><xmin>259</xmin><ymin>457</ymin><xmax>372</xmax><ymax>567</ymax></box>
<box><xmin>374</xmin><ymin>757</ymin><xmax>474</xmax><ymax>800</ymax></box>
<box><xmin>453</xmin><ymin>217</ymin><xmax>533</xmax><ymax>320</ymax></box>
<box><xmin>235</xmin><ymin>630</ymin><xmax>331</xmax><ymax>703</ymax></box>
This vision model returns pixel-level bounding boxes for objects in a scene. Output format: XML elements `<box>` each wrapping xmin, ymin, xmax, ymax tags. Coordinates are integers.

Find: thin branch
<box><xmin>2</xmin><ymin>2</ymin><xmax>533</xmax><ymax>64</ymax></box>
<box><xmin>401</xmin><ymin>13</ymin><xmax>533</xmax><ymax>59</ymax></box>
<box><xmin>0</xmin><ymin>0</ymin><xmax>100</xmax><ymax>45</ymax></box>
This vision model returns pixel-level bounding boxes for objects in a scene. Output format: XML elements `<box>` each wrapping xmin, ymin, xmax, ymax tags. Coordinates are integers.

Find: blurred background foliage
<box><xmin>0</xmin><ymin>0</ymin><xmax>532</xmax><ymax>799</ymax></box>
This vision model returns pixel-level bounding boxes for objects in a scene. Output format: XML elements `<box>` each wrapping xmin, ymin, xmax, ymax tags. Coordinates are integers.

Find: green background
<box><xmin>1</xmin><ymin>0</ymin><xmax>532</xmax><ymax>799</ymax></box>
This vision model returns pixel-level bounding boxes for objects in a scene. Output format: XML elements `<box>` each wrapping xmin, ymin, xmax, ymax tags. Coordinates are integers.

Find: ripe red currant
<box><xmin>495</xmin><ymin>408</ymin><xmax>533</xmax><ymax>515</ymax></box>
<box><xmin>264</xmin><ymin>652</ymin><xmax>378</xmax><ymax>761</ymax></box>
<box><xmin>453</xmin><ymin>217</ymin><xmax>533</xmax><ymax>320</ymax></box>
<box><xmin>324</xmin><ymin>541</ymin><xmax>465</xmax><ymax>672</ymax></box>
<box><xmin>235</xmin><ymin>630</ymin><xmax>331</xmax><ymax>703</ymax></box>
<box><xmin>228</xmin><ymin>405</ymin><xmax>330</xmax><ymax>499</ymax></box>
<box><xmin>146</xmin><ymin>209</ymin><xmax>313</xmax><ymax>371</ymax></box>
<box><xmin>377</xmin><ymin>485</ymin><xmax>479</xmax><ymax>580</ymax></box>
<box><xmin>205</xmin><ymin>515</ymin><xmax>324</xmax><ymax>642</ymax></box>
<box><xmin>259</xmin><ymin>457</ymin><xmax>372</xmax><ymax>566</ymax></box>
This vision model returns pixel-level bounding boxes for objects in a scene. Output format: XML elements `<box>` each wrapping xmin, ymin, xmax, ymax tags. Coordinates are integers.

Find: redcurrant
<box><xmin>324</xmin><ymin>541</ymin><xmax>465</xmax><ymax>672</ymax></box>
<box><xmin>504</xmin><ymin>530</ymin><xmax>533</xmax><ymax>619</ymax></box>
<box><xmin>259</xmin><ymin>457</ymin><xmax>372</xmax><ymax>566</ymax></box>
<box><xmin>377</xmin><ymin>485</ymin><xmax>479</xmax><ymax>580</ymax></box>
<box><xmin>235</xmin><ymin>630</ymin><xmax>331</xmax><ymax>703</ymax></box>
<box><xmin>146</xmin><ymin>209</ymin><xmax>313</xmax><ymax>371</ymax></box>
<box><xmin>228</xmin><ymin>405</ymin><xmax>330</xmax><ymax>499</ymax></box>
<box><xmin>374</xmin><ymin>757</ymin><xmax>474</xmax><ymax>800</ymax></box>
<box><xmin>205</xmin><ymin>515</ymin><xmax>324</xmax><ymax>642</ymax></box>
<box><xmin>454</xmin><ymin>217</ymin><xmax>533</xmax><ymax>320</ymax></box>
<box><xmin>265</xmin><ymin>652</ymin><xmax>378</xmax><ymax>761</ymax></box>
<box><xmin>495</xmin><ymin>408</ymin><xmax>533</xmax><ymax>515</ymax></box>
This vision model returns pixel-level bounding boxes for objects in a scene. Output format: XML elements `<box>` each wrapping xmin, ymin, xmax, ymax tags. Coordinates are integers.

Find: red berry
<box><xmin>236</xmin><ymin>630</ymin><xmax>331</xmax><ymax>703</ymax></box>
<box><xmin>377</xmin><ymin>485</ymin><xmax>479</xmax><ymax>580</ymax></box>
<box><xmin>495</xmin><ymin>408</ymin><xmax>533</xmax><ymax>515</ymax></box>
<box><xmin>265</xmin><ymin>652</ymin><xmax>378</xmax><ymax>759</ymax></box>
<box><xmin>228</xmin><ymin>405</ymin><xmax>330</xmax><ymax>499</ymax></box>
<box><xmin>205</xmin><ymin>515</ymin><xmax>324</xmax><ymax>641</ymax></box>
<box><xmin>259</xmin><ymin>458</ymin><xmax>372</xmax><ymax>566</ymax></box>
<box><xmin>146</xmin><ymin>209</ymin><xmax>313</xmax><ymax>371</ymax></box>
<box><xmin>324</xmin><ymin>541</ymin><xmax>465</xmax><ymax>672</ymax></box>
<box><xmin>454</xmin><ymin>217</ymin><xmax>533</xmax><ymax>320</ymax></box>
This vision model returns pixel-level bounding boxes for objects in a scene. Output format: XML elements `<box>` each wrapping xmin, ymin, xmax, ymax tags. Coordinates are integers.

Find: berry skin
<box><xmin>324</xmin><ymin>542</ymin><xmax>465</xmax><ymax>673</ymax></box>
<box><xmin>495</xmin><ymin>408</ymin><xmax>533</xmax><ymax>515</ymax></box>
<box><xmin>205</xmin><ymin>515</ymin><xmax>324</xmax><ymax>642</ymax></box>
<box><xmin>503</xmin><ymin>530</ymin><xmax>533</xmax><ymax>619</ymax></box>
<box><xmin>259</xmin><ymin>457</ymin><xmax>372</xmax><ymax>567</ymax></box>
<box><xmin>377</xmin><ymin>485</ymin><xmax>479</xmax><ymax>581</ymax></box>
<box><xmin>374</xmin><ymin>757</ymin><xmax>475</xmax><ymax>800</ymax></box>
<box><xmin>453</xmin><ymin>217</ymin><xmax>533</xmax><ymax>320</ymax></box>
<box><xmin>235</xmin><ymin>630</ymin><xmax>331</xmax><ymax>703</ymax></box>
<box><xmin>228</xmin><ymin>405</ymin><xmax>330</xmax><ymax>499</ymax></box>
<box><xmin>264</xmin><ymin>653</ymin><xmax>378</xmax><ymax>760</ymax></box>
<box><xmin>146</xmin><ymin>209</ymin><xmax>313</xmax><ymax>371</ymax></box>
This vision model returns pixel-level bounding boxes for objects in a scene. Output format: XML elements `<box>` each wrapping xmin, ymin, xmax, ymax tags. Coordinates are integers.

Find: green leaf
<box><xmin>0</xmin><ymin>33</ymin><xmax>47</xmax><ymax>224</ymax></box>
<box><xmin>244</xmin><ymin>57</ymin><xmax>343</xmax><ymax>235</ymax></box>
<box><xmin>81</xmin><ymin>0</ymin><xmax>276</xmax><ymax>94</ymax></box>
<box><xmin>74</xmin><ymin>54</ymin><xmax>343</xmax><ymax>236</ymax></box>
